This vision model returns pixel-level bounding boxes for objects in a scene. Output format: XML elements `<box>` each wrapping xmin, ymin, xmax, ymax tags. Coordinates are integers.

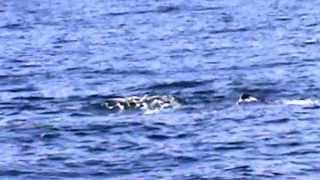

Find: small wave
<box><xmin>103</xmin><ymin>6</ymin><xmax>180</xmax><ymax>17</ymax></box>
<box><xmin>210</xmin><ymin>27</ymin><xmax>249</xmax><ymax>34</ymax></box>
<box><xmin>145</xmin><ymin>80</ymin><xmax>211</xmax><ymax>91</ymax></box>
<box><xmin>0</xmin><ymin>23</ymin><xmax>32</xmax><ymax>30</ymax></box>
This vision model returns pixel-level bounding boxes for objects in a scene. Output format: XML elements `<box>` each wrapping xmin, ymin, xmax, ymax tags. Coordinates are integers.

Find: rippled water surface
<box><xmin>1</xmin><ymin>0</ymin><xmax>320</xmax><ymax>179</ymax></box>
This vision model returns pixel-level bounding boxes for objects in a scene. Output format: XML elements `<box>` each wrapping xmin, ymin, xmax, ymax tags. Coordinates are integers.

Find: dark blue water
<box><xmin>1</xmin><ymin>0</ymin><xmax>320</xmax><ymax>179</ymax></box>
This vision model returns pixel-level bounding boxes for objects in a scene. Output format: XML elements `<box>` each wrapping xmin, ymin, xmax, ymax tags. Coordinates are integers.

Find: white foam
<box><xmin>143</xmin><ymin>108</ymin><xmax>161</xmax><ymax>115</ymax></box>
<box><xmin>280</xmin><ymin>99</ymin><xmax>320</xmax><ymax>107</ymax></box>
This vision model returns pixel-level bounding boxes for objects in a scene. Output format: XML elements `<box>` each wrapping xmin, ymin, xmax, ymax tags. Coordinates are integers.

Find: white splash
<box><xmin>103</xmin><ymin>95</ymin><xmax>181</xmax><ymax>114</ymax></box>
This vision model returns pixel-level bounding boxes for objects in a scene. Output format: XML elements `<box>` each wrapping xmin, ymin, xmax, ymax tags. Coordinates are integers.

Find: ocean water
<box><xmin>1</xmin><ymin>0</ymin><xmax>320</xmax><ymax>179</ymax></box>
